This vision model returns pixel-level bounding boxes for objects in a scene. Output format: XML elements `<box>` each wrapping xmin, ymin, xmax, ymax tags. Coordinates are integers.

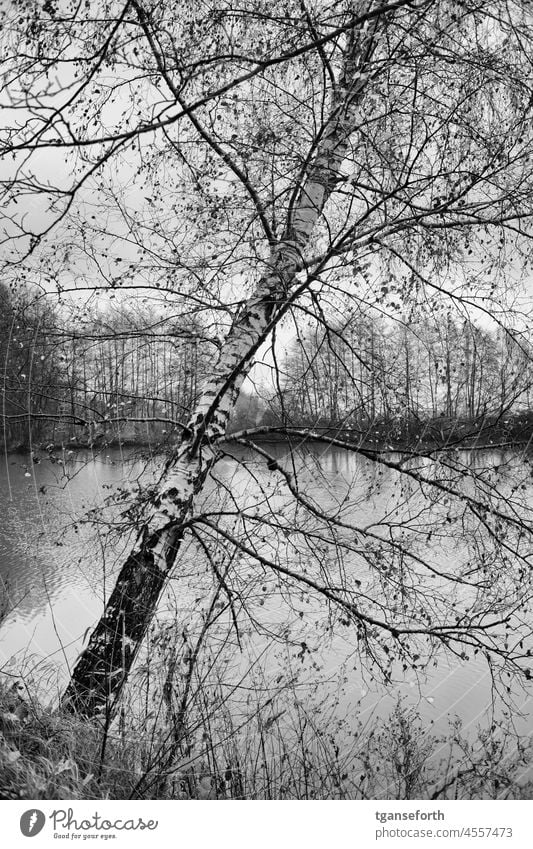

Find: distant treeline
<box><xmin>0</xmin><ymin>283</ymin><xmax>212</xmax><ymax>450</ymax></box>
<box><xmin>2</xmin><ymin>283</ymin><xmax>532</xmax><ymax>451</ymax></box>
<box><xmin>251</xmin><ymin>315</ymin><xmax>533</xmax><ymax>448</ymax></box>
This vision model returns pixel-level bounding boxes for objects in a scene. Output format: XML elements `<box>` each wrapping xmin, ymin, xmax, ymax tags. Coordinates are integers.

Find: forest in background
<box><xmin>2</xmin><ymin>279</ymin><xmax>533</xmax><ymax>451</ymax></box>
<box><xmin>2</xmin><ymin>279</ymin><xmax>533</xmax><ymax>452</ymax></box>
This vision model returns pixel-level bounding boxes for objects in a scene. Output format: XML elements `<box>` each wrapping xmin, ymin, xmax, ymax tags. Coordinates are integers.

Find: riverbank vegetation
<box><xmin>1</xmin><ymin>669</ymin><xmax>532</xmax><ymax>800</ymax></box>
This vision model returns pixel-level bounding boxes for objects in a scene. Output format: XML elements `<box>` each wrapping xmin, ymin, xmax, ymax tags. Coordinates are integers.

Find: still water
<box><xmin>0</xmin><ymin>443</ymin><xmax>532</xmax><ymax>749</ymax></box>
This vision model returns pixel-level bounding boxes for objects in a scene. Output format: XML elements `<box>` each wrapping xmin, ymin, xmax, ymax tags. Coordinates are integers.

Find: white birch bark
<box><xmin>62</xmin><ymin>5</ymin><xmax>384</xmax><ymax>716</ymax></box>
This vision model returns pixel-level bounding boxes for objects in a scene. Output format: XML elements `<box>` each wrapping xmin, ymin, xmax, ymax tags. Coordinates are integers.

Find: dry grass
<box><xmin>1</xmin><ymin>675</ymin><xmax>532</xmax><ymax>800</ymax></box>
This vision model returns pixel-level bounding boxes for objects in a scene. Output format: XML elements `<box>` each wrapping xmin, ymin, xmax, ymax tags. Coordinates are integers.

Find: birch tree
<box><xmin>2</xmin><ymin>0</ymin><xmax>533</xmax><ymax>720</ymax></box>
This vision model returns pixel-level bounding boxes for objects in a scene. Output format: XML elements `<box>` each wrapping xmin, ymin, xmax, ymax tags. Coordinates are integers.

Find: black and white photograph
<box><xmin>1</xmin><ymin>0</ymin><xmax>533</xmax><ymax>813</ymax></box>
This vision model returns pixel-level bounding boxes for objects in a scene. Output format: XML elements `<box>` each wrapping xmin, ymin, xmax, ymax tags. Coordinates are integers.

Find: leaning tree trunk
<box><xmin>61</xmin><ymin>7</ymin><xmax>383</xmax><ymax>717</ymax></box>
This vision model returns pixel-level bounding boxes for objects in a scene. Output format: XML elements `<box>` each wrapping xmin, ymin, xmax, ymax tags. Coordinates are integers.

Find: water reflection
<box><xmin>0</xmin><ymin>443</ymin><xmax>530</xmax><ymax>745</ymax></box>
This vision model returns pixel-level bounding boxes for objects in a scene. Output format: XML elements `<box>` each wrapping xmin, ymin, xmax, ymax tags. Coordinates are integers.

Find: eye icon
<box><xmin>20</xmin><ymin>810</ymin><xmax>46</xmax><ymax>837</ymax></box>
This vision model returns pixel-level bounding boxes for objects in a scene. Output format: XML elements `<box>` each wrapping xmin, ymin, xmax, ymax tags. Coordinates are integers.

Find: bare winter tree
<box><xmin>2</xmin><ymin>0</ymin><xmax>533</xmax><ymax>727</ymax></box>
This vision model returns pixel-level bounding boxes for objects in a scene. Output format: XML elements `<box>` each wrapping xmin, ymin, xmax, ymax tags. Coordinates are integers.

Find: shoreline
<box><xmin>4</xmin><ymin>427</ymin><xmax>533</xmax><ymax>457</ymax></box>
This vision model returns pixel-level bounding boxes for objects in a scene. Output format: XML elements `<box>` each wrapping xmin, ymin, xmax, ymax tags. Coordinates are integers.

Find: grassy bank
<box><xmin>0</xmin><ymin>677</ymin><xmax>531</xmax><ymax>801</ymax></box>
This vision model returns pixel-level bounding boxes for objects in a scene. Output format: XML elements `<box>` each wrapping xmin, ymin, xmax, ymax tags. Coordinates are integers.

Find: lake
<box><xmin>1</xmin><ymin>441</ymin><xmax>532</xmax><ymax>788</ymax></box>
